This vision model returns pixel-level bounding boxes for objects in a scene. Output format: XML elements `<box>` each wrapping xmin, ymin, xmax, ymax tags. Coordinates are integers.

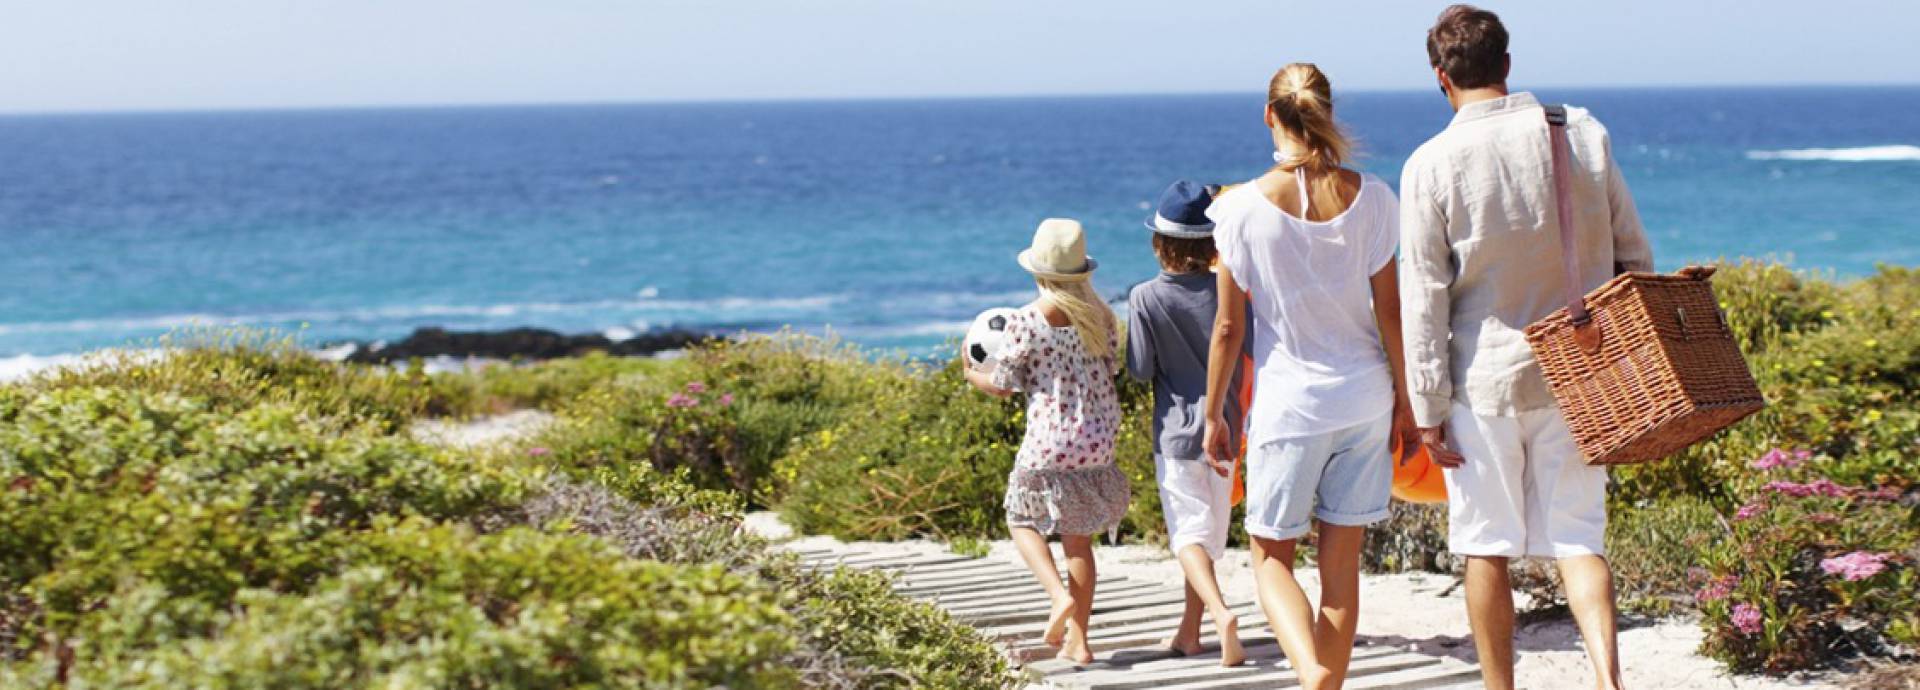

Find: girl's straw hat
<box><xmin>1017</xmin><ymin>218</ymin><xmax>1098</xmax><ymax>282</ymax></box>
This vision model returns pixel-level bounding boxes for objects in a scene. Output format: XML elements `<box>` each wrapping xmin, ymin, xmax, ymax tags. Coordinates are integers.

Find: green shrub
<box><xmin>777</xmin><ymin>358</ymin><xmax>1023</xmax><ymax>541</ymax></box>
<box><xmin>425</xmin><ymin>352</ymin><xmax>672</xmax><ymax>417</ymax></box>
<box><xmin>29</xmin><ymin>331</ymin><xmax>434</xmax><ymax>431</ymax></box>
<box><xmin>1695</xmin><ymin>467</ymin><xmax>1916</xmax><ymax>674</ymax></box>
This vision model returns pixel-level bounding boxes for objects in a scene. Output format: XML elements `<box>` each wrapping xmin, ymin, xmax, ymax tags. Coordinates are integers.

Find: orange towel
<box><xmin>1230</xmin><ymin>352</ymin><xmax>1253</xmax><ymax>507</ymax></box>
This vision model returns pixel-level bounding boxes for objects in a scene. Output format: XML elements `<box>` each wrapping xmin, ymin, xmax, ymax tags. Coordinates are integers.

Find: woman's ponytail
<box><xmin>1266</xmin><ymin>63</ymin><xmax>1350</xmax><ymax>172</ymax></box>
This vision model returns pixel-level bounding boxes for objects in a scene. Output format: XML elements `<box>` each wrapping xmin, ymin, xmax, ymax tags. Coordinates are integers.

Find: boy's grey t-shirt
<box><xmin>1125</xmin><ymin>271</ymin><xmax>1248</xmax><ymax>463</ymax></box>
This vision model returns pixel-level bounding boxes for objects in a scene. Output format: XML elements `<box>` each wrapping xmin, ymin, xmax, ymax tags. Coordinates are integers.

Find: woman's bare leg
<box><xmin>1011</xmin><ymin>526</ymin><xmax>1073</xmax><ymax>647</ymax></box>
<box><xmin>1312</xmin><ymin>524</ymin><xmax>1367</xmax><ymax>687</ymax></box>
<box><xmin>1058</xmin><ymin>534</ymin><xmax>1098</xmax><ymax>664</ymax></box>
<box><xmin>1250</xmin><ymin>535</ymin><xmax>1331</xmax><ymax>688</ymax></box>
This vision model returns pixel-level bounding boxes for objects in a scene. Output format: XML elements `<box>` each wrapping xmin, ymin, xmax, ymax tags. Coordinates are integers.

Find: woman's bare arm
<box><xmin>1202</xmin><ymin>266</ymin><xmax>1249</xmax><ymax>473</ymax></box>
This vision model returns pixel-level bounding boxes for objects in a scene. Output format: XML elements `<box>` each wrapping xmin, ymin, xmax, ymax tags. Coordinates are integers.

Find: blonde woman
<box><xmin>966</xmin><ymin>218</ymin><xmax>1128</xmax><ymax>665</ymax></box>
<box><xmin>1201</xmin><ymin>63</ymin><xmax>1417</xmax><ymax>689</ymax></box>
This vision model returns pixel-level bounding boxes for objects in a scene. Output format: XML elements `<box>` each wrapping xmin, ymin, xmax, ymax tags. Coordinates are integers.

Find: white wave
<box><xmin>1746</xmin><ymin>145</ymin><xmax>1920</xmax><ymax>162</ymax></box>
<box><xmin>0</xmin><ymin>349</ymin><xmax>164</xmax><ymax>383</ymax></box>
<box><xmin>844</xmin><ymin>320</ymin><xmax>974</xmax><ymax>339</ymax></box>
<box><xmin>0</xmin><ymin>293</ymin><xmax>848</xmax><ymax>338</ymax></box>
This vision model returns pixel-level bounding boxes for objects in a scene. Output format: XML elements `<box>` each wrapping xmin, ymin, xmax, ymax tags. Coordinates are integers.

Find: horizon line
<box><xmin>3</xmin><ymin>80</ymin><xmax>1917</xmax><ymax>119</ymax></box>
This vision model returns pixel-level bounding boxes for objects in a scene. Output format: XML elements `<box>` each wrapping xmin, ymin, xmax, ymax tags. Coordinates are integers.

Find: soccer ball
<box><xmin>964</xmin><ymin>308</ymin><xmax>1017</xmax><ymax>371</ymax></box>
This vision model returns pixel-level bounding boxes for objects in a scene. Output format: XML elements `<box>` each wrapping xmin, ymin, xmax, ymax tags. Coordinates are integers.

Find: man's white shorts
<box><xmin>1155</xmin><ymin>454</ymin><xmax>1233</xmax><ymax>560</ymax></box>
<box><xmin>1443</xmin><ymin>402</ymin><xmax>1608</xmax><ymax>559</ymax></box>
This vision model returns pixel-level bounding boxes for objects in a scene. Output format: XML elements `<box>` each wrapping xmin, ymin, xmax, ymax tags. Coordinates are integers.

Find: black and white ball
<box><xmin>964</xmin><ymin>307</ymin><xmax>1018</xmax><ymax>371</ymax></box>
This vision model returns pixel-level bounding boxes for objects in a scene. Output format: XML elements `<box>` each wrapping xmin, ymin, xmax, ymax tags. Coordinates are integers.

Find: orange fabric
<box><xmin>1390</xmin><ymin>435</ymin><xmax>1448</xmax><ymax>504</ymax></box>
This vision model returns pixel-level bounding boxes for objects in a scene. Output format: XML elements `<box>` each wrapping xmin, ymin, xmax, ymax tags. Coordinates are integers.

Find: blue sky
<box><xmin>3</xmin><ymin>0</ymin><xmax>1914</xmax><ymax>113</ymax></box>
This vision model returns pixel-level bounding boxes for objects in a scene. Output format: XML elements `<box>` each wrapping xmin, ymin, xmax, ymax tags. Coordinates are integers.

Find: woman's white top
<box><xmin>1207</xmin><ymin>170</ymin><xmax>1400</xmax><ymax>446</ymax></box>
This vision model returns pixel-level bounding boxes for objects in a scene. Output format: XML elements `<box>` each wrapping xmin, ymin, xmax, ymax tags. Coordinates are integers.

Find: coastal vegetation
<box><xmin>1</xmin><ymin>260</ymin><xmax>1912</xmax><ymax>682</ymax></box>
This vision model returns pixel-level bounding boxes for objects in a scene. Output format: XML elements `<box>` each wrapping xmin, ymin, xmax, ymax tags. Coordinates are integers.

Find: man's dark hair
<box><xmin>1426</xmin><ymin>5</ymin><xmax>1509</xmax><ymax>90</ymax></box>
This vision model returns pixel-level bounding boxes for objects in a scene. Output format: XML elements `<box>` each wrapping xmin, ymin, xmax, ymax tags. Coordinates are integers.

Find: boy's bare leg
<box><xmin>1175</xmin><ymin>544</ymin><xmax>1244</xmax><ymax>666</ymax></box>
<box><xmin>1011</xmin><ymin>526</ymin><xmax>1073</xmax><ymax>647</ymax></box>
<box><xmin>1058</xmin><ymin>534</ymin><xmax>1098</xmax><ymax>664</ymax></box>
<box><xmin>1558</xmin><ymin>554</ymin><xmax>1624</xmax><ymax>690</ymax></box>
<box><xmin>1311</xmin><ymin>524</ymin><xmax>1366</xmax><ymax>686</ymax></box>
<box><xmin>1466</xmin><ymin>555</ymin><xmax>1517</xmax><ymax>690</ymax></box>
<box><xmin>1250</xmin><ymin>535</ymin><xmax>1331</xmax><ymax>689</ymax></box>
<box><xmin>1165</xmin><ymin>581</ymin><xmax>1205</xmax><ymax>656</ymax></box>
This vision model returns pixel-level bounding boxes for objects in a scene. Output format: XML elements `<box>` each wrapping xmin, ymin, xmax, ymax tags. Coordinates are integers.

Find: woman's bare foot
<box><xmin>1057</xmin><ymin>640</ymin><xmax>1095</xmax><ymax>665</ymax></box>
<box><xmin>1042</xmin><ymin>595</ymin><xmax>1076</xmax><ymax>647</ymax></box>
<box><xmin>1160</xmin><ymin>633</ymin><xmax>1203</xmax><ymax>657</ymax></box>
<box><xmin>1214</xmin><ymin>610</ymin><xmax>1246</xmax><ymax>667</ymax></box>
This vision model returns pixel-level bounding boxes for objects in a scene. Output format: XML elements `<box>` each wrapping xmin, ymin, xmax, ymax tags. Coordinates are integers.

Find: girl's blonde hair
<box><xmin>1266</xmin><ymin>63</ymin><xmax>1350</xmax><ymax>172</ymax></box>
<box><xmin>1035</xmin><ymin>277</ymin><xmax>1116</xmax><ymax>360</ymax></box>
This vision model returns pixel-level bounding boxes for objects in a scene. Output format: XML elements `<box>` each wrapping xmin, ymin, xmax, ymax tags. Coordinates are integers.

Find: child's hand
<box><xmin>963</xmin><ymin>364</ymin><xmax>1012</xmax><ymax>398</ymax></box>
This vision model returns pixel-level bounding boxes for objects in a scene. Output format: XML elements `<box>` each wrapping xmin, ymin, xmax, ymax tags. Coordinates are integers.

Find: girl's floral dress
<box><xmin>988</xmin><ymin>304</ymin><xmax>1130</xmax><ymax>536</ymax></box>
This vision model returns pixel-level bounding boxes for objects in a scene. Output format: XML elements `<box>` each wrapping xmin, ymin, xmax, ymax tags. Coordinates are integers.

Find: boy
<box><xmin>1126</xmin><ymin>180</ymin><xmax>1248</xmax><ymax>667</ymax></box>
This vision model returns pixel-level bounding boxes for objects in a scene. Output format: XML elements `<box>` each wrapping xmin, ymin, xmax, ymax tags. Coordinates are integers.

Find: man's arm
<box><xmin>1397</xmin><ymin>165</ymin><xmax>1456</xmax><ymax>429</ymax></box>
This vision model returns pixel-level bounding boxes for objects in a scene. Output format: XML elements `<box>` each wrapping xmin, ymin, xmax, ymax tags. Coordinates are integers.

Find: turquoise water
<box><xmin>3</xmin><ymin>86</ymin><xmax>1918</xmax><ymax>362</ymax></box>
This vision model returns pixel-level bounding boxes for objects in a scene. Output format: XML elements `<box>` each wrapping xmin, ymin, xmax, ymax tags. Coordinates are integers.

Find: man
<box><xmin>1398</xmin><ymin>6</ymin><xmax>1654</xmax><ymax>690</ymax></box>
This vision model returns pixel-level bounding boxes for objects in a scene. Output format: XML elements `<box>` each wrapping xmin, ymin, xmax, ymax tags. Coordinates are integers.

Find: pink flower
<box><xmin>526</xmin><ymin>447</ymin><xmax>550</xmax><ymax>457</ymax></box>
<box><xmin>685</xmin><ymin>381</ymin><xmax>707</xmax><ymax>394</ymax></box>
<box><xmin>1765</xmin><ymin>479</ymin><xmax>1856</xmax><ymax>499</ymax></box>
<box><xmin>1731</xmin><ymin>603</ymin><xmax>1763</xmax><ymax>635</ymax></box>
<box><xmin>1751</xmin><ymin>448</ymin><xmax>1809</xmax><ymax>470</ymax></box>
<box><xmin>666</xmin><ymin>393</ymin><xmax>698</xmax><ymax>409</ymax></box>
<box><xmin>1820</xmin><ymin>551</ymin><xmax>1891</xmax><ymax>581</ymax></box>
<box><xmin>1733</xmin><ymin>501</ymin><xmax>1766</xmax><ymax>520</ymax></box>
<box><xmin>718</xmin><ymin>393</ymin><xmax>734</xmax><ymax>407</ymax></box>
<box><xmin>1694</xmin><ymin>576</ymin><xmax>1737</xmax><ymax>603</ymax></box>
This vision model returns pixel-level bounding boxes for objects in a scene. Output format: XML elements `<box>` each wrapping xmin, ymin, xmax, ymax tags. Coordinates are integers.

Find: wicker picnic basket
<box><xmin>1523</xmin><ymin>105</ymin><xmax>1765</xmax><ymax>466</ymax></box>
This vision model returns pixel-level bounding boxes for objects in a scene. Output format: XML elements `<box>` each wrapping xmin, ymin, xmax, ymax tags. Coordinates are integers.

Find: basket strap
<box><xmin>1544</xmin><ymin>104</ymin><xmax>1591</xmax><ymax>326</ymax></box>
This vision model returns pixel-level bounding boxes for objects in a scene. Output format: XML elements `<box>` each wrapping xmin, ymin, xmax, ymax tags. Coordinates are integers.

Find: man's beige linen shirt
<box><xmin>1398</xmin><ymin>92</ymin><xmax>1655</xmax><ymax>427</ymax></box>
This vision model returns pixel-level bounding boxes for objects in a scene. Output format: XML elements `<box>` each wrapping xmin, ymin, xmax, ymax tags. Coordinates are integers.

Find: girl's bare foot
<box><xmin>1042</xmin><ymin>595</ymin><xmax>1075</xmax><ymax>647</ymax></box>
<box><xmin>1214</xmin><ymin>610</ymin><xmax>1246</xmax><ymax>667</ymax></box>
<box><xmin>1160</xmin><ymin>633</ymin><xmax>1203</xmax><ymax>657</ymax></box>
<box><xmin>1057</xmin><ymin>640</ymin><xmax>1095</xmax><ymax>665</ymax></box>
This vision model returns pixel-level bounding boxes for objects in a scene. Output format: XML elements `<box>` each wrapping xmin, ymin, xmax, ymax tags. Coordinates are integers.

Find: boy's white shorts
<box><xmin>1443</xmin><ymin>402</ymin><xmax>1608</xmax><ymax>559</ymax></box>
<box><xmin>1156</xmin><ymin>454</ymin><xmax>1233</xmax><ymax>560</ymax></box>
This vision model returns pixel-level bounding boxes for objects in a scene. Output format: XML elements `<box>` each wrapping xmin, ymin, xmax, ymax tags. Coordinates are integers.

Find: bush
<box><xmin>0</xmin><ymin>344</ymin><xmax>1018</xmax><ymax>688</ymax></box>
<box><xmin>424</xmin><ymin>352</ymin><xmax>672</xmax><ymax>417</ymax></box>
<box><xmin>1695</xmin><ymin>455</ymin><xmax>1917</xmax><ymax>674</ymax></box>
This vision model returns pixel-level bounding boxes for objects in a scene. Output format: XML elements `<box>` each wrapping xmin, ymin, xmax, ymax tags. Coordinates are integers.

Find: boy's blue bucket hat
<box><xmin>1146</xmin><ymin>180</ymin><xmax>1215</xmax><ymax>238</ymax></box>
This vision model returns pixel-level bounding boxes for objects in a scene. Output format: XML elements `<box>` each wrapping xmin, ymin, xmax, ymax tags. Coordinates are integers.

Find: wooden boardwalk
<box><xmin>790</xmin><ymin>544</ymin><xmax>1481</xmax><ymax>689</ymax></box>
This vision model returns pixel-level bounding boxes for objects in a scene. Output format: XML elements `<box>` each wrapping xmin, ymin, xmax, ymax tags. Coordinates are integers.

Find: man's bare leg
<box><xmin>1465</xmin><ymin>555</ymin><xmax>1517</xmax><ymax>690</ymax></box>
<box><xmin>1558</xmin><ymin>554</ymin><xmax>1624</xmax><ymax>689</ymax></box>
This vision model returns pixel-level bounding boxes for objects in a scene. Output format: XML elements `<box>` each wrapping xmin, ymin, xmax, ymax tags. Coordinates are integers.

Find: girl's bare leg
<box><xmin>1011</xmin><ymin>526</ymin><xmax>1073</xmax><ymax>647</ymax></box>
<box><xmin>1058</xmin><ymin>534</ymin><xmax>1098</xmax><ymax>664</ymax></box>
<box><xmin>1250</xmin><ymin>535</ymin><xmax>1332</xmax><ymax>689</ymax></box>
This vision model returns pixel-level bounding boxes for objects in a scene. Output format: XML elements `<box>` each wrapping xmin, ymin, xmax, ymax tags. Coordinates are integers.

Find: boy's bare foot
<box><xmin>1214</xmin><ymin>610</ymin><xmax>1246</xmax><ymax>667</ymax></box>
<box><xmin>1042</xmin><ymin>595</ymin><xmax>1075</xmax><ymax>647</ymax></box>
<box><xmin>1057</xmin><ymin>641</ymin><xmax>1095</xmax><ymax>665</ymax></box>
<box><xmin>1160</xmin><ymin>633</ymin><xmax>1203</xmax><ymax>657</ymax></box>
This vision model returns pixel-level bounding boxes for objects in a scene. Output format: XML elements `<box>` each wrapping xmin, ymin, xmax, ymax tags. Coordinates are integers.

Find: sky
<box><xmin>2</xmin><ymin>0</ymin><xmax>1915</xmax><ymax>113</ymax></box>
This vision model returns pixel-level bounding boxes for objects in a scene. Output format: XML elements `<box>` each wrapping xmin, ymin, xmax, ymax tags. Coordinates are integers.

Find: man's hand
<box><xmin>1203</xmin><ymin>413</ymin><xmax>1235</xmax><ymax>477</ymax></box>
<box><xmin>1420</xmin><ymin>425</ymin><xmax>1465</xmax><ymax>468</ymax></box>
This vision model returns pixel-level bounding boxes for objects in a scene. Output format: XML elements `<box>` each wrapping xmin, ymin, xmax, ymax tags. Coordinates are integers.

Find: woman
<box><xmin>1200</xmin><ymin>63</ymin><xmax>1416</xmax><ymax>690</ymax></box>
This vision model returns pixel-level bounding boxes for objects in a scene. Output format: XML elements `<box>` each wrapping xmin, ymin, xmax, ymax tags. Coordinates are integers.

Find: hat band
<box><xmin>1153</xmin><ymin>215</ymin><xmax>1214</xmax><ymax>238</ymax></box>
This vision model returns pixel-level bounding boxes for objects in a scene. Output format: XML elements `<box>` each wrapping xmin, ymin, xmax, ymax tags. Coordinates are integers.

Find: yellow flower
<box><xmin>1865</xmin><ymin>339</ymin><xmax>1879</xmax><ymax>348</ymax></box>
<box><xmin>1867</xmin><ymin>410</ymin><xmax>1884</xmax><ymax>422</ymax></box>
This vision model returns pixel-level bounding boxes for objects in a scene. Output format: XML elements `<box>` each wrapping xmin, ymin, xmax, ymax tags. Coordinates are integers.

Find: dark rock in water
<box><xmin>341</xmin><ymin>327</ymin><xmax>713</xmax><ymax>363</ymax></box>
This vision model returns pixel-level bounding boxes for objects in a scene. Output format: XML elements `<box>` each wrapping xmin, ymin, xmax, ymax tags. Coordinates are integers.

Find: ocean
<box><xmin>4</xmin><ymin>86</ymin><xmax>1918</xmax><ymax>369</ymax></box>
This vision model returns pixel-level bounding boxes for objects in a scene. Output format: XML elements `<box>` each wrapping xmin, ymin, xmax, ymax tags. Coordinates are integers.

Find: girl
<box><xmin>1201</xmin><ymin>63</ymin><xmax>1418</xmax><ymax>690</ymax></box>
<box><xmin>966</xmin><ymin>218</ymin><xmax>1129</xmax><ymax>666</ymax></box>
